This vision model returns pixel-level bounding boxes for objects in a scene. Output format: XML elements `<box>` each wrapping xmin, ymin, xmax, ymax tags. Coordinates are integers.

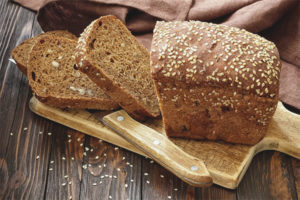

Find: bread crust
<box><xmin>76</xmin><ymin>15</ymin><xmax>160</xmax><ymax>121</ymax></box>
<box><xmin>151</xmin><ymin>21</ymin><xmax>281</xmax><ymax>145</ymax></box>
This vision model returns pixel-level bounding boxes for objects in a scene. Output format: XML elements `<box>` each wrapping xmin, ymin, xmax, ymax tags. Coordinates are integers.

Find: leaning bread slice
<box><xmin>12</xmin><ymin>30</ymin><xmax>77</xmax><ymax>74</ymax></box>
<box><xmin>76</xmin><ymin>15</ymin><xmax>160</xmax><ymax>120</ymax></box>
<box><xmin>27</xmin><ymin>36</ymin><xmax>119</xmax><ymax>110</ymax></box>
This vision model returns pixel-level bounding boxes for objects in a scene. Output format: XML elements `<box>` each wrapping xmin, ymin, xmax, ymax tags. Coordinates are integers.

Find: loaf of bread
<box><xmin>151</xmin><ymin>21</ymin><xmax>281</xmax><ymax>145</ymax></box>
<box><xmin>76</xmin><ymin>15</ymin><xmax>160</xmax><ymax>120</ymax></box>
<box><xmin>12</xmin><ymin>30</ymin><xmax>77</xmax><ymax>74</ymax></box>
<box><xmin>27</xmin><ymin>36</ymin><xmax>119</xmax><ymax>110</ymax></box>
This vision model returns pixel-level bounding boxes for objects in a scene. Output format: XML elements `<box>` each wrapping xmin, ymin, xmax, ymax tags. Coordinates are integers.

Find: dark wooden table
<box><xmin>0</xmin><ymin>1</ymin><xmax>299</xmax><ymax>199</ymax></box>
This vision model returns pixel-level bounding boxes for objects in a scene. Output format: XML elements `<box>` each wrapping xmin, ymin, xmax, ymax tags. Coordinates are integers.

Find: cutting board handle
<box><xmin>103</xmin><ymin>110</ymin><xmax>212</xmax><ymax>187</ymax></box>
<box><xmin>258</xmin><ymin>102</ymin><xmax>300</xmax><ymax>158</ymax></box>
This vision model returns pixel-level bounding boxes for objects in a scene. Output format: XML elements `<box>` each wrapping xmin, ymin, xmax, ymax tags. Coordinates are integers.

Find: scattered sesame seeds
<box><xmin>160</xmin><ymin>174</ymin><xmax>164</xmax><ymax>178</ymax></box>
<box><xmin>36</xmin><ymin>155</ymin><xmax>40</xmax><ymax>160</ymax></box>
<box><xmin>24</xmin><ymin>127</ymin><xmax>28</xmax><ymax>131</ymax></box>
<box><xmin>48</xmin><ymin>132</ymin><xmax>52</xmax><ymax>136</ymax></box>
<box><xmin>10</xmin><ymin>132</ymin><xmax>13</xmax><ymax>136</ymax></box>
<box><xmin>146</xmin><ymin>180</ymin><xmax>150</xmax><ymax>184</ymax></box>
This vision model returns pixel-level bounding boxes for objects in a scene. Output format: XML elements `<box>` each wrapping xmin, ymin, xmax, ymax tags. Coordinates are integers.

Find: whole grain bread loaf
<box><xmin>75</xmin><ymin>15</ymin><xmax>160</xmax><ymax>121</ymax></box>
<box><xmin>27</xmin><ymin>35</ymin><xmax>119</xmax><ymax>110</ymax></box>
<box><xmin>151</xmin><ymin>21</ymin><xmax>281</xmax><ymax>145</ymax></box>
<box><xmin>12</xmin><ymin>30</ymin><xmax>77</xmax><ymax>74</ymax></box>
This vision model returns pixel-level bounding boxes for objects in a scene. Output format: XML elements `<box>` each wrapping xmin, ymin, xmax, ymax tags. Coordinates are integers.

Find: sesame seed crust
<box><xmin>151</xmin><ymin>21</ymin><xmax>281</xmax><ymax>98</ymax></box>
<box><xmin>151</xmin><ymin>21</ymin><xmax>281</xmax><ymax>145</ymax></box>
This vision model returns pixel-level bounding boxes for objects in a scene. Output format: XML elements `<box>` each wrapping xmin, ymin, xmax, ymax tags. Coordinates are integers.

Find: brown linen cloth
<box><xmin>12</xmin><ymin>0</ymin><xmax>300</xmax><ymax>109</ymax></box>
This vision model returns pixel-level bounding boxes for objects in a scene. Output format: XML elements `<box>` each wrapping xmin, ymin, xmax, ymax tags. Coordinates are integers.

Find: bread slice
<box><xmin>75</xmin><ymin>15</ymin><xmax>160</xmax><ymax>120</ymax></box>
<box><xmin>27</xmin><ymin>35</ymin><xmax>119</xmax><ymax>110</ymax></box>
<box><xmin>12</xmin><ymin>30</ymin><xmax>77</xmax><ymax>74</ymax></box>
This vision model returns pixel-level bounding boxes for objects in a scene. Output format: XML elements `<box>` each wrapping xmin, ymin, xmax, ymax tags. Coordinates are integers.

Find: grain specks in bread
<box><xmin>11</xmin><ymin>30</ymin><xmax>77</xmax><ymax>74</ymax></box>
<box><xmin>27</xmin><ymin>36</ymin><xmax>119</xmax><ymax>110</ymax></box>
<box><xmin>75</xmin><ymin>15</ymin><xmax>160</xmax><ymax>121</ymax></box>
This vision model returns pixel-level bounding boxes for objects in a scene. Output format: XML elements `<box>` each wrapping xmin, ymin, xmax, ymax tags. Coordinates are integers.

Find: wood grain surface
<box><xmin>0</xmin><ymin>1</ymin><xmax>299</xmax><ymax>199</ymax></box>
<box><xmin>29</xmin><ymin>97</ymin><xmax>300</xmax><ymax>189</ymax></box>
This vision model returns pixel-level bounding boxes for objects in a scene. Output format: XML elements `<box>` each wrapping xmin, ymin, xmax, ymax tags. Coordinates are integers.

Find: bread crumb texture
<box><xmin>12</xmin><ymin>30</ymin><xmax>77</xmax><ymax>74</ymax></box>
<box><xmin>27</xmin><ymin>35</ymin><xmax>119</xmax><ymax>110</ymax></box>
<box><xmin>151</xmin><ymin>21</ymin><xmax>281</xmax><ymax>145</ymax></box>
<box><xmin>76</xmin><ymin>16</ymin><xmax>160</xmax><ymax>120</ymax></box>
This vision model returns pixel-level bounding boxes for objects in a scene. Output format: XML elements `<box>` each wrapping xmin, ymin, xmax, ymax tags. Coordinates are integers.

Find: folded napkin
<box><xmin>13</xmin><ymin>0</ymin><xmax>300</xmax><ymax>109</ymax></box>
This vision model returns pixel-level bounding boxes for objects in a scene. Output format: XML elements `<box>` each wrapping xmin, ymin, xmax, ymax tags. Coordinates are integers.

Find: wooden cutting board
<box><xmin>29</xmin><ymin>97</ymin><xmax>300</xmax><ymax>189</ymax></box>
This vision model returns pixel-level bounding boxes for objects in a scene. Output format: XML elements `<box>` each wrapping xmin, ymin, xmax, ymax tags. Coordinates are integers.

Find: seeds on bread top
<box><xmin>151</xmin><ymin>21</ymin><xmax>281</xmax><ymax>98</ymax></box>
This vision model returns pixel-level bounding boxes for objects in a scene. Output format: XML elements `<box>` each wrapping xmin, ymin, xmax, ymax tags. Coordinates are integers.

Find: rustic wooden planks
<box><xmin>237</xmin><ymin>151</ymin><xmax>298</xmax><ymax>199</ymax></box>
<box><xmin>0</xmin><ymin>1</ymin><xmax>299</xmax><ymax>200</ymax></box>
